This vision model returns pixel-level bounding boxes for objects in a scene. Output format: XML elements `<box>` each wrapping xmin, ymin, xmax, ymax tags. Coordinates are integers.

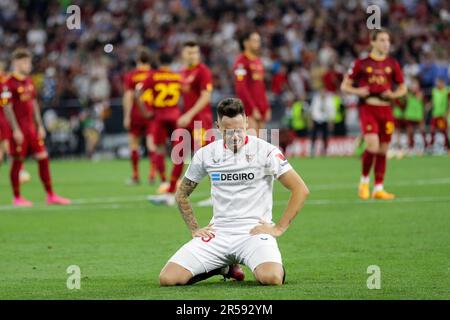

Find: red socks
<box><xmin>38</xmin><ymin>158</ymin><xmax>53</xmax><ymax>195</ymax></box>
<box><xmin>362</xmin><ymin>150</ymin><xmax>375</xmax><ymax>178</ymax></box>
<box><xmin>152</xmin><ymin>152</ymin><xmax>166</xmax><ymax>182</ymax></box>
<box><xmin>168</xmin><ymin>163</ymin><xmax>184</xmax><ymax>193</ymax></box>
<box><xmin>131</xmin><ymin>150</ymin><xmax>139</xmax><ymax>179</ymax></box>
<box><xmin>374</xmin><ymin>154</ymin><xmax>386</xmax><ymax>185</ymax></box>
<box><xmin>10</xmin><ymin>159</ymin><xmax>22</xmax><ymax>197</ymax></box>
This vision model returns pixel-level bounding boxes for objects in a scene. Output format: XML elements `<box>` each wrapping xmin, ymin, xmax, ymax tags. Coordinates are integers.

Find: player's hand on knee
<box><xmin>192</xmin><ymin>223</ymin><xmax>215</xmax><ymax>238</ymax></box>
<box><xmin>250</xmin><ymin>220</ymin><xmax>285</xmax><ymax>237</ymax></box>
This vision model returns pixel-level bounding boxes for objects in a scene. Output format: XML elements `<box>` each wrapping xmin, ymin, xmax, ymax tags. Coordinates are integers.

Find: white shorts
<box><xmin>168</xmin><ymin>232</ymin><xmax>282</xmax><ymax>276</ymax></box>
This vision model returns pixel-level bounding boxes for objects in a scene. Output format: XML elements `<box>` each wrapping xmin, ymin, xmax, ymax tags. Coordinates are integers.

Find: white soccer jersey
<box><xmin>185</xmin><ymin>135</ymin><xmax>293</xmax><ymax>234</ymax></box>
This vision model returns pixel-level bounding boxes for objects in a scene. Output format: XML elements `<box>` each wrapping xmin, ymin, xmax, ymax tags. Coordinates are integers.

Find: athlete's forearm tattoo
<box><xmin>175</xmin><ymin>177</ymin><xmax>200</xmax><ymax>232</ymax></box>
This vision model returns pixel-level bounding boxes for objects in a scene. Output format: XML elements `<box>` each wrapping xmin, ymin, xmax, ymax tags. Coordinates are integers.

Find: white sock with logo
<box><xmin>360</xmin><ymin>176</ymin><xmax>370</xmax><ymax>184</ymax></box>
<box><xmin>373</xmin><ymin>184</ymin><xmax>384</xmax><ymax>192</ymax></box>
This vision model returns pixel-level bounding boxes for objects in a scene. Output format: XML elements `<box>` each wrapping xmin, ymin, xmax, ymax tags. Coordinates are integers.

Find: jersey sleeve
<box><xmin>184</xmin><ymin>148</ymin><xmax>207</xmax><ymax>183</ymax></box>
<box><xmin>234</xmin><ymin>59</ymin><xmax>257</xmax><ymax>113</ymax></box>
<box><xmin>1</xmin><ymin>81</ymin><xmax>13</xmax><ymax>106</ymax></box>
<box><xmin>265</xmin><ymin>147</ymin><xmax>293</xmax><ymax>179</ymax></box>
<box><xmin>347</xmin><ymin>59</ymin><xmax>361</xmax><ymax>81</ymax></box>
<box><xmin>123</xmin><ymin>72</ymin><xmax>134</xmax><ymax>91</ymax></box>
<box><xmin>198</xmin><ymin>66</ymin><xmax>213</xmax><ymax>93</ymax></box>
<box><xmin>392</xmin><ymin>60</ymin><xmax>404</xmax><ymax>84</ymax></box>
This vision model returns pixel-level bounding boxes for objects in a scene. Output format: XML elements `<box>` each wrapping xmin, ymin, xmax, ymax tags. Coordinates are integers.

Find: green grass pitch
<box><xmin>0</xmin><ymin>156</ymin><xmax>449</xmax><ymax>299</ymax></box>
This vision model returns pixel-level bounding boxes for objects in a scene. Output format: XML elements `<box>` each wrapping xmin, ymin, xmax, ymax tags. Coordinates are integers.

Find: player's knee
<box><xmin>159</xmin><ymin>272</ymin><xmax>190</xmax><ymax>286</ymax></box>
<box><xmin>35</xmin><ymin>152</ymin><xmax>48</xmax><ymax>160</ymax></box>
<box><xmin>257</xmin><ymin>271</ymin><xmax>283</xmax><ymax>285</ymax></box>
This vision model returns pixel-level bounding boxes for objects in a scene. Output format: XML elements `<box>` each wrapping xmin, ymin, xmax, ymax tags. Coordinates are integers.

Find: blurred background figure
<box><xmin>309</xmin><ymin>87</ymin><xmax>335</xmax><ymax>157</ymax></box>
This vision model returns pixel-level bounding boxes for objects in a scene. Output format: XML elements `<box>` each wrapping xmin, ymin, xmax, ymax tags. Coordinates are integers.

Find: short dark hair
<box><xmin>238</xmin><ymin>31</ymin><xmax>257</xmax><ymax>51</ymax></box>
<box><xmin>370</xmin><ymin>28</ymin><xmax>390</xmax><ymax>41</ymax></box>
<box><xmin>159</xmin><ymin>52</ymin><xmax>173</xmax><ymax>65</ymax></box>
<box><xmin>182</xmin><ymin>40</ymin><xmax>199</xmax><ymax>48</ymax></box>
<box><xmin>11</xmin><ymin>48</ymin><xmax>32</xmax><ymax>61</ymax></box>
<box><xmin>217</xmin><ymin>98</ymin><xmax>245</xmax><ymax>120</ymax></box>
<box><xmin>137</xmin><ymin>46</ymin><xmax>152</xmax><ymax>64</ymax></box>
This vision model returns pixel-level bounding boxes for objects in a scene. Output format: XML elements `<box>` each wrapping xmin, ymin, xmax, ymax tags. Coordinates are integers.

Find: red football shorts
<box><xmin>431</xmin><ymin>117</ymin><xmax>447</xmax><ymax>132</ymax></box>
<box><xmin>359</xmin><ymin>104</ymin><xmax>395</xmax><ymax>143</ymax></box>
<box><xmin>9</xmin><ymin>130</ymin><xmax>46</xmax><ymax>158</ymax></box>
<box><xmin>187</xmin><ymin>116</ymin><xmax>214</xmax><ymax>150</ymax></box>
<box><xmin>129</xmin><ymin>117</ymin><xmax>153</xmax><ymax>137</ymax></box>
<box><xmin>152</xmin><ymin>117</ymin><xmax>180</xmax><ymax>146</ymax></box>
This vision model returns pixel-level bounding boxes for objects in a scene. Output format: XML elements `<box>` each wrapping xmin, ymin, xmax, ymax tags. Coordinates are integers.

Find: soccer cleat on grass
<box><xmin>358</xmin><ymin>182</ymin><xmax>370</xmax><ymax>200</ymax></box>
<box><xmin>222</xmin><ymin>264</ymin><xmax>245</xmax><ymax>281</ymax></box>
<box><xmin>372</xmin><ymin>190</ymin><xmax>395</xmax><ymax>200</ymax></box>
<box><xmin>126</xmin><ymin>177</ymin><xmax>140</xmax><ymax>186</ymax></box>
<box><xmin>197</xmin><ymin>197</ymin><xmax>213</xmax><ymax>207</ymax></box>
<box><xmin>13</xmin><ymin>196</ymin><xmax>33</xmax><ymax>207</ymax></box>
<box><xmin>46</xmin><ymin>194</ymin><xmax>71</xmax><ymax>205</ymax></box>
<box><xmin>156</xmin><ymin>182</ymin><xmax>170</xmax><ymax>194</ymax></box>
<box><xmin>147</xmin><ymin>193</ymin><xmax>175</xmax><ymax>206</ymax></box>
<box><xmin>19</xmin><ymin>170</ymin><xmax>31</xmax><ymax>184</ymax></box>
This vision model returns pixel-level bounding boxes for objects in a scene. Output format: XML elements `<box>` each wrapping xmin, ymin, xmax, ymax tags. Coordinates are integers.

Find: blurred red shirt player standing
<box><xmin>122</xmin><ymin>47</ymin><xmax>155</xmax><ymax>185</ymax></box>
<box><xmin>1</xmin><ymin>48</ymin><xmax>70</xmax><ymax>206</ymax></box>
<box><xmin>341</xmin><ymin>29</ymin><xmax>407</xmax><ymax>200</ymax></box>
<box><xmin>233</xmin><ymin>31</ymin><xmax>271</xmax><ymax>133</ymax></box>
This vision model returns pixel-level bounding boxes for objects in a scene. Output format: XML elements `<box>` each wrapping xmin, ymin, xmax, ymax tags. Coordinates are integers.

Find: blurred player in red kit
<box><xmin>178</xmin><ymin>41</ymin><xmax>214</xmax><ymax>150</ymax></box>
<box><xmin>233</xmin><ymin>31</ymin><xmax>271</xmax><ymax>133</ymax></box>
<box><xmin>122</xmin><ymin>47</ymin><xmax>156</xmax><ymax>185</ymax></box>
<box><xmin>0</xmin><ymin>59</ymin><xmax>10</xmax><ymax>167</ymax></box>
<box><xmin>1</xmin><ymin>49</ymin><xmax>70</xmax><ymax>206</ymax></box>
<box><xmin>341</xmin><ymin>29</ymin><xmax>407</xmax><ymax>200</ymax></box>
<box><xmin>136</xmin><ymin>53</ymin><xmax>184</xmax><ymax>205</ymax></box>
<box><xmin>179</xmin><ymin>41</ymin><xmax>215</xmax><ymax>207</ymax></box>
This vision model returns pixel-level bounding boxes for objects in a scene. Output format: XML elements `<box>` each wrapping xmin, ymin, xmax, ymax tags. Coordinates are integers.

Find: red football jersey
<box><xmin>123</xmin><ymin>66</ymin><xmax>153</xmax><ymax>120</ymax></box>
<box><xmin>181</xmin><ymin>63</ymin><xmax>213</xmax><ymax>123</ymax></box>
<box><xmin>233</xmin><ymin>53</ymin><xmax>269</xmax><ymax>114</ymax></box>
<box><xmin>1</xmin><ymin>74</ymin><xmax>37</xmax><ymax>131</ymax></box>
<box><xmin>0</xmin><ymin>73</ymin><xmax>10</xmax><ymax>133</ymax></box>
<box><xmin>347</xmin><ymin>53</ymin><xmax>404</xmax><ymax>95</ymax></box>
<box><xmin>142</xmin><ymin>67</ymin><xmax>182</xmax><ymax>120</ymax></box>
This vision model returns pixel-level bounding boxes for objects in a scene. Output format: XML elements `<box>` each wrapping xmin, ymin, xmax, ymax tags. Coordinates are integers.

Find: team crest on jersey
<box><xmin>245</xmin><ymin>154</ymin><xmax>255</xmax><ymax>163</ymax></box>
<box><xmin>384</xmin><ymin>66</ymin><xmax>392</xmax><ymax>74</ymax></box>
<box><xmin>366</xmin><ymin>66</ymin><xmax>373</xmax><ymax>73</ymax></box>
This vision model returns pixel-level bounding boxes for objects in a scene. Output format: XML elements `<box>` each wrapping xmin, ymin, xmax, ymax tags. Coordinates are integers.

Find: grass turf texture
<box><xmin>0</xmin><ymin>156</ymin><xmax>449</xmax><ymax>299</ymax></box>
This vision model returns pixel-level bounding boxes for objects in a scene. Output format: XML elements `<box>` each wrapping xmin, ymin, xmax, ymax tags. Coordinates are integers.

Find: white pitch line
<box><xmin>0</xmin><ymin>177</ymin><xmax>449</xmax><ymax>212</ymax></box>
<box><xmin>1</xmin><ymin>195</ymin><xmax>450</xmax><ymax>213</ymax></box>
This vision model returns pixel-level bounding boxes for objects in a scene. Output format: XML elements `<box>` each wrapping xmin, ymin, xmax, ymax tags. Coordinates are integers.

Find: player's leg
<box><xmin>167</xmin><ymin>121</ymin><xmax>184</xmax><ymax>195</ymax></box>
<box><xmin>160</xmin><ymin>235</ymin><xmax>234</xmax><ymax>286</ymax></box>
<box><xmin>9</xmin><ymin>137</ymin><xmax>32</xmax><ymax>206</ymax></box>
<box><xmin>372</xmin><ymin>114</ymin><xmax>395</xmax><ymax>200</ymax></box>
<box><xmin>438</xmin><ymin>118</ymin><xmax>449</xmax><ymax>152</ymax></box>
<box><xmin>32</xmin><ymin>136</ymin><xmax>71</xmax><ymax>205</ymax></box>
<box><xmin>310</xmin><ymin>121</ymin><xmax>318</xmax><ymax>157</ymax></box>
<box><xmin>358</xmin><ymin>106</ymin><xmax>379</xmax><ymax>200</ymax></box>
<box><xmin>237</xmin><ymin>233</ymin><xmax>284</xmax><ymax>285</ymax></box>
<box><xmin>253</xmin><ymin>262</ymin><xmax>284</xmax><ymax>285</ymax></box>
<box><xmin>429</xmin><ymin>117</ymin><xmax>437</xmax><ymax>151</ymax></box>
<box><xmin>128</xmin><ymin>132</ymin><xmax>141</xmax><ymax>185</ymax></box>
<box><xmin>146</xmin><ymin>121</ymin><xmax>157</xmax><ymax>184</ymax></box>
<box><xmin>322</xmin><ymin>122</ymin><xmax>329</xmax><ymax>156</ymax></box>
<box><xmin>159</xmin><ymin>262</ymin><xmax>193</xmax><ymax>286</ymax></box>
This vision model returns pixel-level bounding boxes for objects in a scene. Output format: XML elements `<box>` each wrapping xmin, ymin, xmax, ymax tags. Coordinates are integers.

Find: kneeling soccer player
<box><xmin>159</xmin><ymin>98</ymin><xmax>309</xmax><ymax>286</ymax></box>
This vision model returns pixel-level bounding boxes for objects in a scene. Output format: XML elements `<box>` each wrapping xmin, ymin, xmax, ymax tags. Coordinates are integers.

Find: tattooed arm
<box><xmin>175</xmin><ymin>177</ymin><xmax>215</xmax><ymax>238</ymax></box>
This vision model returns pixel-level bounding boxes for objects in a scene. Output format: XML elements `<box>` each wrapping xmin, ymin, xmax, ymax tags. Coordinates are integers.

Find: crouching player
<box><xmin>159</xmin><ymin>98</ymin><xmax>309</xmax><ymax>286</ymax></box>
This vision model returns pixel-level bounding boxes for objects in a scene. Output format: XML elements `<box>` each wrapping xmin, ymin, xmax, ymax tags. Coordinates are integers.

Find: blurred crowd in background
<box><xmin>0</xmin><ymin>0</ymin><xmax>449</xmax><ymax>156</ymax></box>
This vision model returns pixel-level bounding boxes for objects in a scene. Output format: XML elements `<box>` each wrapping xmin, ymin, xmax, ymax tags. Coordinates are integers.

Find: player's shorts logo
<box><xmin>201</xmin><ymin>235</ymin><xmax>215</xmax><ymax>242</ymax></box>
